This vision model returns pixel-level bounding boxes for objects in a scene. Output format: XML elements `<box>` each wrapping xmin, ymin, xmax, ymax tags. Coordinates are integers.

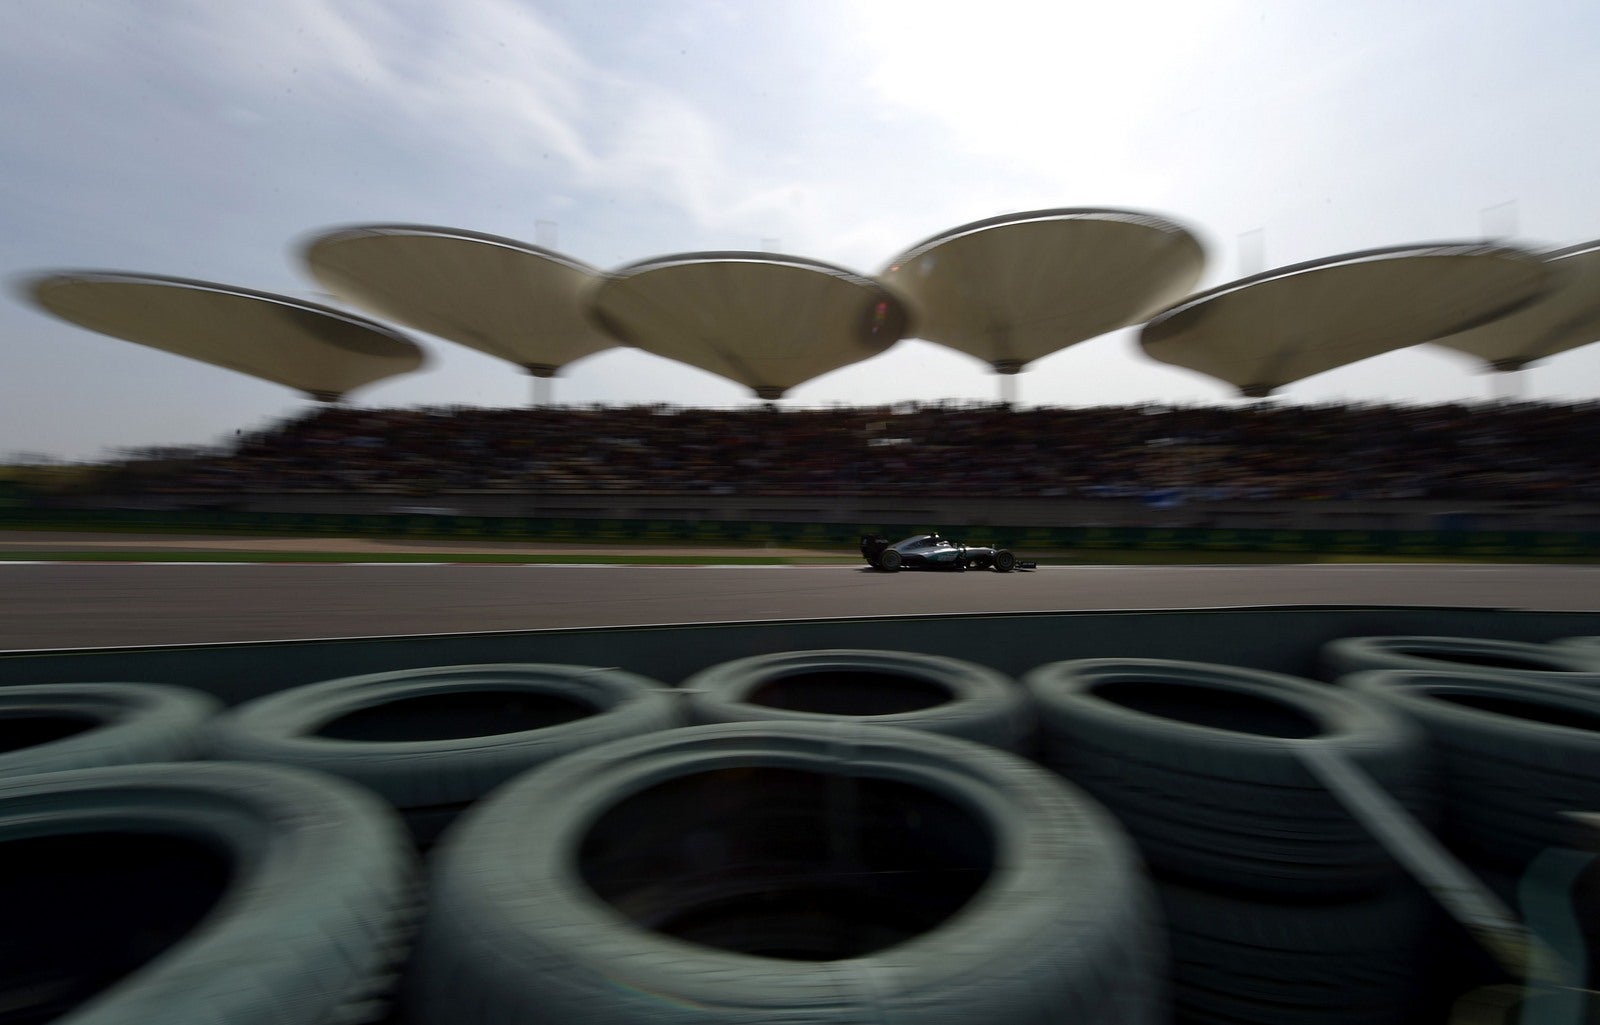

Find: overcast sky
<box><xmin>3</xmin><ymin>0</ymin><xmax>1599</xmax><ymax>461</ymax></box>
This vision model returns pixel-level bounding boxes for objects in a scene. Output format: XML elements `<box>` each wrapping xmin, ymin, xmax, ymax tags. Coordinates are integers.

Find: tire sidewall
<box><xmin>205</xmin><ymin>663</ymin><xmax>682</xmax><ymax>806</ymax></box>
<box><xmin>411</xmin><ymin>722</ymin><xmax>1160</xmax><ymax>1024</ymax></box>
<box><xmin>683</xmin><ymin>649</ymin><xmax>1034</xmax><ymax>752</ymax></box>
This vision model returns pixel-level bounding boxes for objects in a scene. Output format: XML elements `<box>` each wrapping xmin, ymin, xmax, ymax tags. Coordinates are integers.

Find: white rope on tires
<box><xmin>404</xmin><ymin>721</ymin><xmax>1163</xmax><ymax>1025</ymax></box>
<box><xmin>682</xmin><ymin>648</ymin><xmax>1035</xmax><ymax>753</ymax></box>
<box><xmin>0</xmin><ymin>682</ymin><xmax>220</xmax><ymax>780</ymax></box>
<box><xmin>0</xmin><ymin>761</ymin><xmax>417</xmax><ymax>1025</ymax></box>
<box><xmin>1023</xmin><ymin>657</ymin><xmax>1431</xmax><ymax>896</ymax></box>
<box><xmin>203</xmin><ymin>662</ymin><xmax>682</xmax><ymax>846</ymax></box>
<box><xmin>1339</xmin><ymin>670</ymin><xmax>1600</xmax><ymax>869</ymax></box>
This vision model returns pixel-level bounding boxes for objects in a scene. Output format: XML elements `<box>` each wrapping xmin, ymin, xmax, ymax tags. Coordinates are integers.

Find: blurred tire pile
<box><xmin>1</xmin><ymin>635</ymin><xmax>1597</xmax><ymax>1023</ymax></box>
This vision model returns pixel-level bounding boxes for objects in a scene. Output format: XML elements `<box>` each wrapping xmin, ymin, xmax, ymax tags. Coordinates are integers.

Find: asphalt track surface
<box><xmin>2</xmin><ymin>561</ymin><xmax>1598</xmax><ymax>650</ymax></box>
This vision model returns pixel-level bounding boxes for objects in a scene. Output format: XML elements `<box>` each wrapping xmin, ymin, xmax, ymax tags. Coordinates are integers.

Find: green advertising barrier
<box><xmin>1260</xmin><ymin>530</ymin><xmax>1315</xmax><ymax>553</ymax></box>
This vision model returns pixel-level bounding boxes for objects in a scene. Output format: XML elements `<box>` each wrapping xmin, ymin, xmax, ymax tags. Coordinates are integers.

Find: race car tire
<box><xmin>1341</xmin><ymin>670</ymin><xmax>1600</xmax><ymax>867</ymax></box>
<box><xmin>1320</xmin><ymin>635</ymin><xmax>1598</xmax><ymax>683</ymax></box>
<box><xmin>0</xmin><ymin>760</ymin><xmax>417</xmax><ymax>1025</ymax></box>
<box><xmin>0</xmin><ymin>682</ymin><xmax>220</xmax><ymax>780</ymax></box>
<box><xmin>204</xmin><ymin>663</ymin><xmax>681</xmax><ymax>846</ymax></box>
<box><xmin>682</xmin><ymin>648</ymin><xmax>1035</xmax><ymax>753</ymax></box>
<box><xmin>1024</xmin><ymin>658</ymin><xmax>1430</xmax><ymax>896</ymax></box>
<box><xmin>405</xmin><ymin>721</ymin><xmax>1164</xmax><ymax>1025</ymax></box>
<box><xmin>992</xmin><ymin>549</ymin><xmax>1017</xmax><ymax>573</ymax></box>
<box><xmin>1159</xmin><ymin>880</ymin><xmax>1435</xmax><ymax>1025</ymax></box>
<box><xmin>878</xmin><ymin>548</ymin><xmax>902</xmax><ymax>572</ymax></box>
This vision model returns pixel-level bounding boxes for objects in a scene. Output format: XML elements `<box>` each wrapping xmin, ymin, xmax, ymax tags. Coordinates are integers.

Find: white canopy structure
<box><xmin>589</xmin><ymin>252</ymin><xmax>908</xmax><ymax>400</ymax></box>
<box><xmin>303</xmin><ymin>225</ymin><xmax>615</xmax><ymax>401</ymax></box>
<box><xmin>27</xmin><ymin>271</ymin><xmax>424</xmax><ymax>401</ymax></box>
<box><xmin>878</xmin><ymin>209</ymin><xmax>1205</xmax><ymax>379</ymax></box>
<box><xmin>1426</xmin><ymin>239</ymin><xmax>1600</xmax><ymax>372</ymax></box>
<box><xmin>1138</xmin><ymin>242</ymin><xmax>1552</xmax><ymax>398</ymax></box>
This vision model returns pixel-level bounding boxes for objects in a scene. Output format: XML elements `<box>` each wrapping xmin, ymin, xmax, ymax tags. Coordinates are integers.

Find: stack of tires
<box><xmin>388</xmin><ymin>649</ymin><xmax>1164</xmax><ymax>1023</ymax></box>
<box><xmin>1023</xmin><ymin>658</ymin><xmax>1440</xmax><ymax>1025</ymax></box>
<box><xmin>405</xmin><ymin>719</ymin><xmax>1166</xmax><ymax>1024</ymax></box>
<box><xmin>202</xmin><ymin>663</ymin><xmax>685</xmax><ymax>847</ymax></box>
<box><xmin>16</xmin><ymin>637</ymin><xmax>1594</xmax><ymax>1024</ymax></box>
<box><xmin>1321</xmin><ymin>636</ymin><xmax>1600</xmax><ymax>1017</ymax></box>
<box><xmin>0</xmin><ymin>682</ymin><xmax>419</xmax><ymax>1025</ymax></box>
<box><xmin>678</xmin><ymin>648</ymin><xmax>1036</xmax><ymax>754</ymax></box>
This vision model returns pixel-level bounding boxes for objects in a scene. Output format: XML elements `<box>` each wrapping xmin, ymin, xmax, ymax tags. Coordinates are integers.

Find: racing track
<box><xmin>2</xmin><ymin>562</ymin><xmax>1598</xmax><ymax>650</ymax></box>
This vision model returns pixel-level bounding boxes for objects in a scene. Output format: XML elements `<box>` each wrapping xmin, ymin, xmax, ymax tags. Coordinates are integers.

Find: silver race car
<box><xmin>860</xmin><ymin>533</ymin><xmax>1036</xmax><ymax>572</ymax></box>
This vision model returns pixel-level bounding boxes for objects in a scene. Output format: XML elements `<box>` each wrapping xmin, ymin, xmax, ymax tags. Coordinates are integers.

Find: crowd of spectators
<box><xmin>120</xmin><ymin>400</ymin><xmax>1600</xmax><ymax>503</ymax></box>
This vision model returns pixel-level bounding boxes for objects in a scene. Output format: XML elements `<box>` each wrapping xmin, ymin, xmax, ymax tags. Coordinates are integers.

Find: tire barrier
<box><xmin>1454</xmin><ymin>852</ymin><xmax>1600</xmax><ymax>1015</ymax></box>
<box><xmin>0</xmin><ymin>761</ymin><xmax>416</xmax><ymax>1025</ymax></box>
<box><xmin>1158</xmin><ymin>880</ymin><xmax>1436</xmax><ymax>1025</ymax></box>
<box><xmin>405</xmin><ymin>721</ymin><xmax>1164</xmax><ymax>1025</ymax></box>
<box><xmin>203</xmin><ymin>663</ymin><xmax>682</xmax><ymax>846</ymax></box>
<box><xmin>0</xmin><ymin>682</ymin><xmax>220</xmax><ymax>780</ymax></box>
<box><xmin>1023</xmin><ymin>658</ymin><xmax>1430</xmax><ymax>897</ymax></box>
<box><xmin>1341</xmin><ymin>670</ymin><xmax>1600</xmax><ymax>869</ymax></box>
<box><xmin>1553</xmin><ymin>636</ymin><xmax>1600</xmax><ymax>672</ymax></box>
<box><xmin>1320</xmin><ymin>635</ymin><xmax>1600</xmax><ymax>683</ymax></box>
<box><xmin>682</xmin><ymin>648</ymin><xmax>1035</xmax><ymax>753</ymax></box>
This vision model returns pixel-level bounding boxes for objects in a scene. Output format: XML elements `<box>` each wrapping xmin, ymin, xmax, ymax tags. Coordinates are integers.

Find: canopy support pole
<box><xmin>992</xmin><ymin>359</ymin><xmax>1023</xmax><ymax>407</ymax></box>
<box><xmin>524</xmin><ymin>363</ymin><xmax>558</xmax><ymax>407</ymax></box>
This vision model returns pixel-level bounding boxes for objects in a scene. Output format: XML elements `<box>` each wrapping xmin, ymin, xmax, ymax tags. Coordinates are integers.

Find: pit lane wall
<box><xmin>4</xmin><ymin>504</ymin><xmax>1600</xmax><ymax>559</ymax></box>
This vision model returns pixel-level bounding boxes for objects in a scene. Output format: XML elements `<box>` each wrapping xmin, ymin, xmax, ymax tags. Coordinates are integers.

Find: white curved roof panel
<box><xmin>1138</xmin><ymin>242</ymin><xmax>1551</xmax><ymax>397</ymax></box>
<box><xmin>590</xmin><ymin>252</ymin><xmax>908</xmax><ymax>399</ymax></box>
<box><xmin>304</xmin><ymin>224</ymin><xmax>614</xmax><ymax>377</ymax></box>
<box><xmin>27</xmin><ymin>271</ymin><xmax>425</xmax><ymax>401</ymax></box>
<box><xmin>1427</xmin><ymin>240</ymin><xmax>1600</xmax><ymax>371</ymax></box>
<box><xmin>878</xmin><ymin>208</ymin><xmax>1205</xmax><ymax>373</ymax></box>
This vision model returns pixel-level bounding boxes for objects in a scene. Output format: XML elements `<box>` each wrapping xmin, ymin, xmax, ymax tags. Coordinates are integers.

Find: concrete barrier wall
<box><xmin>4</xmin><ymin>606</ymin><xmax>1597</xmax><ymax>703</ymax></box>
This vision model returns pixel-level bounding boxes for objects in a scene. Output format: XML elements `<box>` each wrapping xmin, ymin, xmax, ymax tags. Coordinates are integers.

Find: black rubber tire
<box><xmin>992</xmin><ymin>549</ymin><xmax>1017</xmax><ymax>573</ymax></box>
<box><xmin>1341</xmin><ymin>669</ymin><xmax>1600</xmax><ymax>868</ymax></box>
<box><xmin>1158</xmin><ymin>880</ymin><xmax>1436</xmax><ymax>1025</ymax></box>
<box><xmin>406</xmin><ymin>721</ymin><xmax>1164</xmax><ymax>1025</ymax></box>
<box><xmin>879</xmin><ymin>548</ymin><xmax>902</xmax><ymax>572</ymax></box>
<box><xmin>1553</xmin><ymin>636</ymin><xmax>1600</xmax><ymax>672</ymax></box>
<box><xmin>0</xmin><ymin>682</ymin><xmax>220</xmax><ymax>780</ymax></box>
<box><xmin>204</xmin><ymin>662</ymin><xmax>682</xmax><ymax>845</ymax></box>
<box><xmin>0</xmin><ymin>760</ymin><xmax>416</xmax><ymax>1025</ymax></box>
<box><xmin>1320</xmin><ymin>635</ymin><xmax>1600</xmax><ymax>683</ymax></box>
<box><xmin>1024</xmin><ymin>658</ymin><xmax>1430</xmax><ymax>897</ymax></box>
<box><xmin>683</xmin><ymin>648</ymin><xmax>1036</xmax><ymax>753</ymax></box>
<box><xmin>1458</xmin><ymin>852</ymin><xmax>1600</xmax><ymax>1005</ymax></box>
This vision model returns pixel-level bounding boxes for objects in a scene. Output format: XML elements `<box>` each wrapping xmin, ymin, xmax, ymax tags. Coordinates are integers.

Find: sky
<box><xmin>3</xmin><ymin>0</ymin><xmax>1599</xmax><ymax>462</ymax></box>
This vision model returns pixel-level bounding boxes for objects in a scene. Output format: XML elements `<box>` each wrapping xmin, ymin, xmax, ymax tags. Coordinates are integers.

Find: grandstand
<box><xmin>41</xmin><ymin>400</ymin><xmax>1599</xmax><ymax>536</ymax></box>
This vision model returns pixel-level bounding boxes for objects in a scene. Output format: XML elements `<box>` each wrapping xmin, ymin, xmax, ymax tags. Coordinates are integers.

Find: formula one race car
<box><xmin>860</xmin><ymin>533</ymin><xmax>1036</xmax><ymax>572</ymax></box>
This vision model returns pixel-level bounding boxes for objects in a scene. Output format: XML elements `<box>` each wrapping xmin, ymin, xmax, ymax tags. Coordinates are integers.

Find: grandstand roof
<box><xmin>302</xmin><ymin>224</ymin><xmax>614</xmax><ymax>378</ymax></box>
<box><xmin>877</xmin><ymin>208</ymin><xmax>1204</xmax><ymax>374</ymax></box>
<box><xmin>1137</xmin><ymin>242</ymin><xmax>1552</xmax><ymax>397</ymax></box>
<box><xmin>26</xmin><ymin>271</ymin><xmax>425</xmax><ymax>402</ymax></box>
<box><xmin>589</xmin><ymin>252</ymin><xmax>908</xmax><ymax>399</ymax></box>
<box><xmin>1426</xmin><ymin>239</ymin><xmax>1600</xmax><ymax>372</ymax></box>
